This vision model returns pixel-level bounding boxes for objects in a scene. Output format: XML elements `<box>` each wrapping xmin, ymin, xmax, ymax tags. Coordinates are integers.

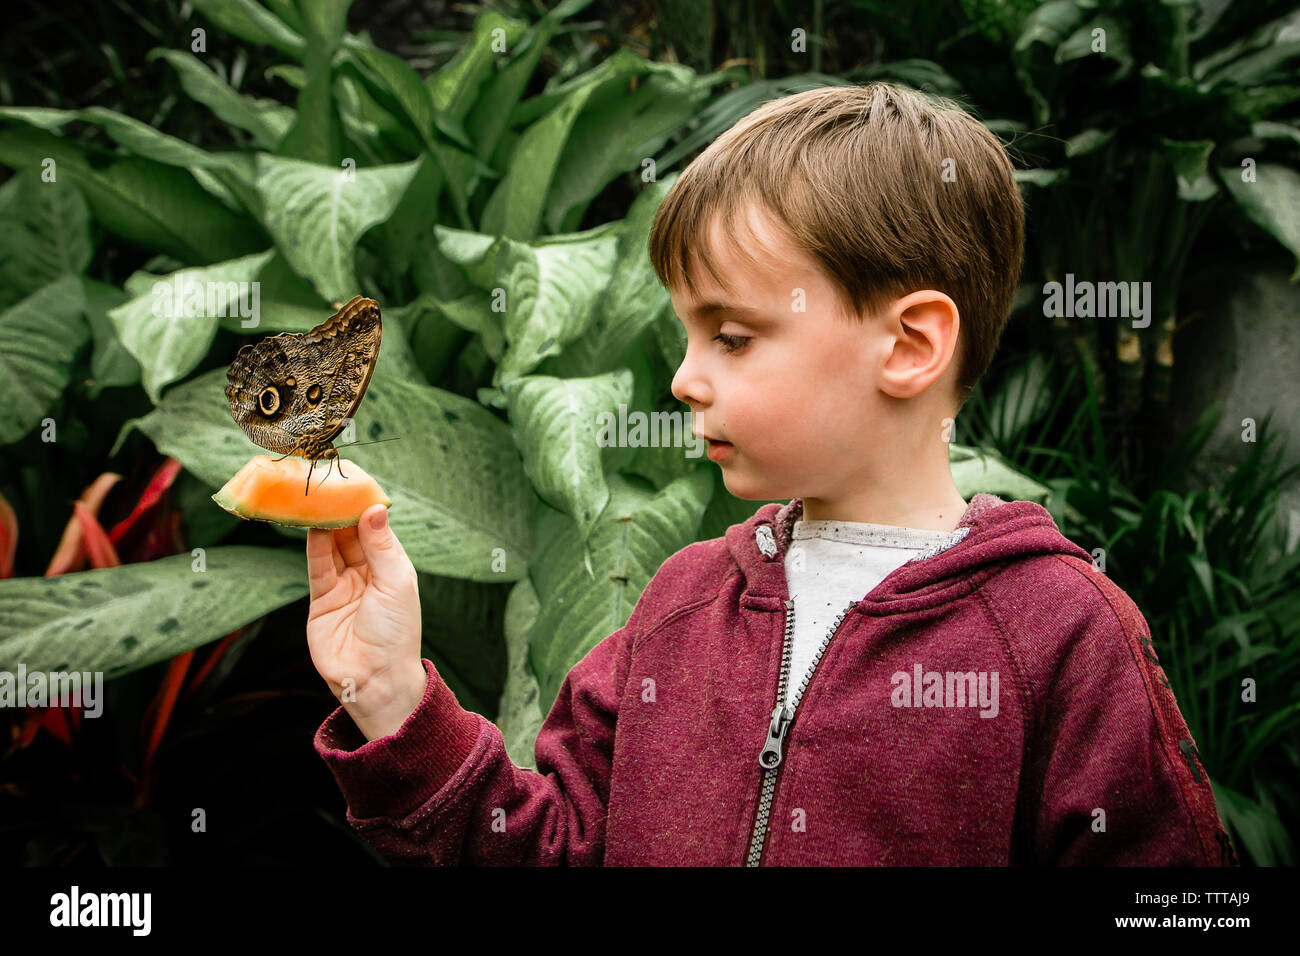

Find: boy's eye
<box><xmin>713</xmin><ymin>333</ymin><xmax>750</xmax><ymax>353</ymax></box>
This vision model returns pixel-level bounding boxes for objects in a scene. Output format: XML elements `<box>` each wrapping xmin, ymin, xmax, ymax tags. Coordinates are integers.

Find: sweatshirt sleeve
<box><xmin>1023</xmin><ymin>559</ymin><xmax>1238</xmax><ymax>866</ymax></box>
<box><xmin>313</xmin><ymin>604</ymin><xmax>645</xmax><ymax>866</ymax></box>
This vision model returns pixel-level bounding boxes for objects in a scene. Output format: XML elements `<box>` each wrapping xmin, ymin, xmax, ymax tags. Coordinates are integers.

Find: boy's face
<box><xmin>669</xmin><ymin>201</ymin><xmax>897</xmax><ymax>502</ymax></box>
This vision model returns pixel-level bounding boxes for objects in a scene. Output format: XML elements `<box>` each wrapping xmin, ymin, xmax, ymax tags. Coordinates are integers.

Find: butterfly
<box><xmin>225</xmin><ymin>296</ymin><xmax>382</xmax><ymax>493</ymax></box>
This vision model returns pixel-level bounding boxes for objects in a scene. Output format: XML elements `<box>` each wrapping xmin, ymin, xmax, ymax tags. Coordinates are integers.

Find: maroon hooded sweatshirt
<box><xmin>314</xmin><ymin>493</ymin><xmax>1237</xmax><ymax>866</ymax></box>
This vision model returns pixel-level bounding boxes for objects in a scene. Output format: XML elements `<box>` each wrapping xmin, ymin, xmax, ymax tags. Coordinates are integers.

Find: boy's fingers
<box><xmin>306</xmin><ymin>528</ymin><xmax>341</xmax><ymax>600</ymax></box>
<box><xmin>356</xmin><ymin>504</ymin><xmax>411</xmax><ymax>593</ymax></box>
<box><xmin>334</xmin><ymin>524</ymin><xmax>365</xmax><ymax>568</ymax></box>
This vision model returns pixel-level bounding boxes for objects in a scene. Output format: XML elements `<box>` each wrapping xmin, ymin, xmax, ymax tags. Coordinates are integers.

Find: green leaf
<box><xmin>0</xmin><ymin>105</ymin><xmax>260</xmax><ymax>214</ymax></box>
<box><xmin>81</xmin><ymin>277</ymin><xmax>140</xmax><ymax>395</ymax></box>
<box><xmin>480</xmin><ymin>77</ymin><xmax>604</xmax><ymax>240</ymax></box>
<box><xmin>949</xmin><ymin>443</ymin><xmax>1052</xmax><ymax>504</ymax></box>
<box><xmin>297</xmin><ymin>0</ymin><xmax>353</xmax><ymax>44</ymax></box>
<box><xmin>0</xmin><ymin>172</ymin><xmax>92</xmax><ymax>310</ymax></box>
<box><xmin>1064</xmin><ymin>128</ymin><xmax>1115</xmax><ymax>159</ymax></box>
<box><xmin>1013</xmin><ymin>167</ymin><xmax>1068</xmax><ymax>189</ymax></box>
<box><xmin>414</xmin><ymin>291</ymin><xmax>501</xmax><ymax>360</ymax></box>
<box><xmin>1013</xmin><ymin>0</ymin><xmax>1082</xmax><ymax>53</ymax></box>
<box><xmin>188</xmin><ymin>0</ymin><xmax>306</xmax><ymax>58</ymax></box>
<box><xmin>220</xmin><ymin>251</ymin><xmax>331</xmax><ymax>333</ymax></box>
<box><xmin>362</xmin><ymin>300</ymin><xmax>425</xmax><ymax>383</ymax></box>
<box><xmin>108</xmin><ymin>250</ymin><xmax>275</xmax><ymax>402</ymax></box>
<box><xmin>433</xmin><ymin>224</ymin><xmax>502</xmax><ymax>290</ymax></box>
<box><xmin>958</xmin><ymin>0</ymin><xmax>1038</xmax><ymax>45</ymax></box>
<box><xmin>494</xmin><ymin>224</ymin><xmax>621</xmax><ymax>384</ymax></box>
<box><xmin>266</xmin><ymin>64</ymin><xmax>306</xmax><ymax>89</ymax></box>
<box><xmin>1250</xmin><ymin>120</ymin><xmax>1300</xmax><ymax>149</ymax></box>
<box><xmin>985</xmin><ymin>354</ymin><xmax>1052</xmax><ymax>443</ymax></box>
<box><xmin>0</xmin><ymin>547</ymin><xmax>307</xmax><ymax>680</ymax></box>
<box><xmin>346</xmin><ymin>45</ymin><xmax>440</xmax><ymax>151</ymax></box>
<box><xmin>118</xmin><ymin>367</ymin><xmax>535</xmax><ymax>579</ymax></box>
<box><xmin>255</xmin><ymin>153</ymin><xmax>421</xmax><ymax>301</ymax></box>
<box><xmin>277</xmin><ymin>43</ymin><xmax>342</xmax><ymax>164</ymax></box>
<box><xmin>462</xmin><ymin>0</ymin><xmax>608</xmax><ymax>166</ymax></box>
<box><xmin>1201</xmin><ymin>40</ymin><xmax>1300</xmax><ymax>90</ymax></box>
<box><xmin>496</xmin><ymin>576</ymin><xmax>543</xmax><ymax>771</ymax></box>
<box><xmin>274</xmin><ymin>0</ymin><xmax>353</xmax><ymax>165</ymax></box>
<box><xmin>502</xmin><ymin>370</ymin><xmax>633</xmax><ymax>545</ymax></box>
<box><xmin>428</xmin><ymin>9</ymin><xmax>530</xmax><ymax>124</ymax></box>
<box><xmin>1219</xmin><ymin>162</ymin><xmax>1300</xmax><ymax>280</ymax></box>
<box><xmin>1057</xmin><ymin>16</ymin><xmax>1132</xmax><ymax>80</ymax></box>
<box><xmin>543</xmin><ymin>176</ymin><xmax>675</xmax><ymax>377</ymax></box>
<box><xmin>1012</xmin><ymin>0</ymin><xmax>1082</xmax><ymax>125</ymax></box>
<box><xmin>529</xmin><ymin>469</ymin><xmax>712</xmax><ymax>711</ymax></box>
<box><xmin>542</xmin><ymin>53</ymin><xmax>710</xmax><ymax>233</ymax></box>
<box><xmin>0</xmin><ymin>123</ymin><xmax>261</xmax><ymax>263</ymax></box>
<box><xmin>398</xmin><ymin>293</ymin><xmax>474</xmax><ymax>382</ymax></box>
<box><xmin>124</xmin><ymin>252</ymin><xmax>341</xmax><ymax>340</ymax></box>
<box><xmin>1161</xmin><ymin>138</ymin><xmax>1220</xmax><ymax>201</ymax></box>
<box><xmin>464</xmin><ymin>13</ymin><xmax>557</xmax><ymax>164</ymax></box>
<box><xmin>149</xmin><ymin>49</ymin><xmax>293</xmax><ymax>151</ymax></box>
<box><xmin>0</xmin><ymin>275</ymin><xmax>88</xmax><ymax>445</ymax></box>
<box><xmin>413</xmin><ymin>571</ymin><xmax>509</xmax><ymax>718</ymax></box>
<box><xmin>651</xmin><ymin>73</ymin><xmax>835</xmax><ymax>172</ymax></box>
<box><xmin>1211</xmin><ymin>780</ymin><xmax>1294</xmax><ymax>866</ymax></box>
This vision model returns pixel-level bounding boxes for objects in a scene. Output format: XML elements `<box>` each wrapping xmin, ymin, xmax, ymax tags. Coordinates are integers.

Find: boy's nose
<box><xmin>671</xmin><ymin>350</ymin><xmax>712</xmax><ymax>408</ymax></box>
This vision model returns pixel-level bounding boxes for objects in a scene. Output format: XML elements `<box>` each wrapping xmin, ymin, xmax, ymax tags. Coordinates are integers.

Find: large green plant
<box><xmin>0</xmin><ymin>0</ymin><xmax>1056</xmax><ymax>778</ymax></box>
<box><xmin>839</xmin><ymin>0</ymin><xmax>1300</xmax><ymax>422</ymax></box>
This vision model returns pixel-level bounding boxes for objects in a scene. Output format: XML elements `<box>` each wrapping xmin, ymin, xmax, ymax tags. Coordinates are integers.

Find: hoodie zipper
<box><xmin>745</xmin><ymin>597</ymin><xmax>858</xmax><ymax>866</ymax></box>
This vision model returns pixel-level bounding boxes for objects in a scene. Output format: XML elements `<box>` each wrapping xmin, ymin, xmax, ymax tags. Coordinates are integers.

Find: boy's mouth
<box><xmin>706</xmin><ymin>439</ymin><xmax>733</xmax><ymax>461</ymax></box>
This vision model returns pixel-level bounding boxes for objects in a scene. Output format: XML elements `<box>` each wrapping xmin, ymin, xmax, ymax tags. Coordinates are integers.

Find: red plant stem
<box><xmin>44</xmin><ymin>473</ymin><xmax>122</xmax><ymax>576</ymax></box>
<box><xmin>16</xmin><ymin>712</ymin><xmax>42</xmax><ymax>749</ymax></box>
<box><xmin>109</xmin><ymin>458</ymin><xmax>182</xmax><ymax>546</ymax></box>
<box><xmin>183</xmin><ymin>627</ymin><xmax>246</xmax><ymax>702</ymax></box>
<box><xmin>0</xmin><ymin>487</ymin><xmax>17</xmax><ymax>579</ymax></box>
<box><xmin>135</xmin><ymin>649</ymin><xmax>194</xmax><ymax>809</ymax></box>
<box><xmin>73</xmin><ymin>502</ymin><xmax>121</xmax><ymax>569</ymax></box>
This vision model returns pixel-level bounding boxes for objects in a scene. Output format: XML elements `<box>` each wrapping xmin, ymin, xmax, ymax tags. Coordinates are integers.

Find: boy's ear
<box><xmin>876</xmin><ymin>291</ymin><xmax>961</xmax><ymax>400</ymax></box>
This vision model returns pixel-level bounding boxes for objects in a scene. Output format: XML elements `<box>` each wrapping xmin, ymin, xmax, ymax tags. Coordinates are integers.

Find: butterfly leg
<box><xmin>305</xmin><ymin>458</ymin><xmax>316</xmax><ymax>496</ymax></box>
<box><xmin>336</xmin><ymin>456</ymin><xmax>348</xmax><ymax>480</ymax></box>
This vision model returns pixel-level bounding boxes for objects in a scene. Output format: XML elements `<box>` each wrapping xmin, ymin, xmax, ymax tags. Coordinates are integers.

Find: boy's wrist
<box><xmin>345</xmin><ymin>661</ymin><xmax>429</xmax><ymax>741</ymax></box>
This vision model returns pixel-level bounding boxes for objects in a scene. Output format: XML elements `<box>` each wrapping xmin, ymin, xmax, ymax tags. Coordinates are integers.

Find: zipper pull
<box><xmin>759</xmin><ymin>702</ymin><xmax>794</xmax><ymax>769</ymax></box>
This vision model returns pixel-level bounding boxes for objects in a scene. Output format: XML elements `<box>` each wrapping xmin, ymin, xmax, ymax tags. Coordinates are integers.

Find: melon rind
<box><xmin>211</xmin><ymin>455</ymin><xmax>391</xmax><ymax>529</ymax></box>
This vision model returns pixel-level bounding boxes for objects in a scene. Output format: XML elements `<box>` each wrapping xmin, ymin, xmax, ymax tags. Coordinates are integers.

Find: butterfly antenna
<box><xmin>334</xmin><ymin>437</ymin><xmax>403</xmax><ymax>449</ymax></box>
<box><xmin>334</xmin><ymin>436</ymin><xmax>402</xmax><ymax>479</ymax></box>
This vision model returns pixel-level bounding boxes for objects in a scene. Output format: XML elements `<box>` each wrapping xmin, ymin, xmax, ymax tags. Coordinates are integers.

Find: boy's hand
<box><xmin>305</xmin><ymin>503</ymin><xmax>427</xmax><ymax>741</ymax></box>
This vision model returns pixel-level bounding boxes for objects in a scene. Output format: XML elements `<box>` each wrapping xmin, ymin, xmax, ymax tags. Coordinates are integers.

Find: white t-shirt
<box><xmin>781</xmin><ymin>518</ymin><xmax>968</xmax><ymax>711</ymax></box>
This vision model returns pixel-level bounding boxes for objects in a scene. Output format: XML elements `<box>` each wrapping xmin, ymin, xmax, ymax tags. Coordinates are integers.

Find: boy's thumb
<box><xmin>357</xmin><ymin>505</ymin><xmax>407</xmax><ymax>584</ymax></box>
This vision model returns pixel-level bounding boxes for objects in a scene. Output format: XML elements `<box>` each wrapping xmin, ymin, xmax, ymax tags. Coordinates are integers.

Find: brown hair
<box><xmin>647</xmin><ymin>82</ymin><xmax>1025</xmax><ymax>407</ymax></box>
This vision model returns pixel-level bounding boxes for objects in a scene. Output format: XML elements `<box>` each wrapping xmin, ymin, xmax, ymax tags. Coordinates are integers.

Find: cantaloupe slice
<box><xmin>212</xmin><ymin>455</ymin><xmax>391</xmax><ymax>529</ymax></box>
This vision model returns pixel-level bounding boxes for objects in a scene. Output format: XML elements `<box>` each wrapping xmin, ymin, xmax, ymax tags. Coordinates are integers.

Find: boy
<box><xmin>307</xmin><ymin>82</ymin><xmax>1236</xmax><ymax>866</ymax></box>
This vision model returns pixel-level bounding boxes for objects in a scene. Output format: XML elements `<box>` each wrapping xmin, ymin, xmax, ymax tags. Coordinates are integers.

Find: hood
<box><xmin>725</xmin><ymin>493</ymin><xmax>1093</xmax><ymax>616</ymax></box>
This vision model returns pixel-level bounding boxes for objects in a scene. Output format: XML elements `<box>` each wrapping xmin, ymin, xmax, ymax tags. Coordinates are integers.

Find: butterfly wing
<box><xmin>304</xmin><ymin>296</ymin><xmax>382</xmax><ymax>444</ymax></box>
<box><xmin>225</xmin><ymin>296</ymin><xmax>382</xmax><ymax>459</ymax></box>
